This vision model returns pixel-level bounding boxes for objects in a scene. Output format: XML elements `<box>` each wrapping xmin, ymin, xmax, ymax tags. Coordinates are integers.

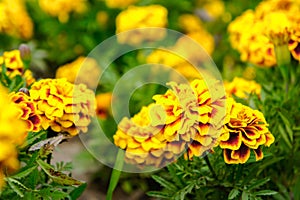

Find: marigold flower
<box><xmin>114</xmin><ymin>79</ymin><xmax>226</xmax><ymax>167</ymax></box>
<box><xmin>38</xmin><ymin>0</ymin><xmax>87</xmax><ymax>23</ymax></box>
<box><xmin>9</xmin><ymin>92</ymin><xmax>42</xmax><ymax>132</ymax></box>
<box><xmin>55</xmin><ymin>56</ymin><xmax>101</xmax><ymax>89</ymax></box>
<box><xmin>228</xmin><ymin>0</ymin><xmax>300</xmax><ymax>66</ymax></box>
<box><xmin>115</xmin><ymin>5</ymin><xmax>168</xmax><ymax>45</ymax></box>
<box><xmin>0</xmin><ymin>0</ymin><xmax>33</xmax><ymax>39</ymax></box>
<box><xmin>29</xmin><ymin>78</ymin><xmax>95</xmax><ymax>136</ymax></box>
<box><xmin>96</xmin><ymin>93</ymin><xmax>112</xmax><ymax>119</ymax></box>
<box><xmin>105</xmin><ymin>0</ymin><xmax>138</xmax><ymax>9</ymax></box>
<box><xmin>219</xmin><ymin>98</ymin><xmax>275</xmax><ymax>164</ymax></box>
<box><xmin>224</xmin><ymin>77</ymin><xmax>261</xmax><ymax>99</ymax></box>
<box><xmin>0</xmin><ymin>50</ymin><xmax>36</xmax><ymax>86</ymax></box>
<box><xmin>0</xmin><ymin>85</ymin><xmax>27</xmax><ymax>188</ymax></box>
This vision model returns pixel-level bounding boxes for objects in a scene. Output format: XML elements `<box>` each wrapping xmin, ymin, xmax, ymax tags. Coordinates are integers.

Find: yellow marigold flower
<box><xmin>0</xmin><ymin>50</ymin><xmax>36</xmax><ymax>86</ymax></box>
<box><xmin>228</xmin><ymin>0</ymin><xmax>300</xmax><ymax>66</ymax></box>
<box><xmin>55</xmin><ymin>56</ymin><xmax>101</xmax><ymax>89</ymax></box>
<box><xmin>0</xmin><ymin>0</ymin><xmax>33</xmax><ymax>39</ymax></box>
<box><xmin>105</xmin><ymin>0</ymin><xmax>138</xmax><ymax>9</ymax></box>
<box><xmin>96</xmin><ymin>92</ymin><xmax>112</xmax><ymax>119</ymax></box>
<box><xmin>29</xmin><ymin>78</ymin><xmax>95</xmax><ymax>136</ymax></box>
<box><xmin>219</xmin><ymin>98</ymin><xmax>275</xmax><ymax>164</ymax></box>
<box><xmin>115</xmin><ymin>5</ymin><xmax>168</xmax><ymax>45</ymax></box>
<box><xmin>178</xmin><ymin>14</ymin><xmax>215</xmax><ymax>55</ymax></box>
<box><xmin>224</xmin><ymin>77</ymin><xmax>261</xmax><ymax>99</ymax></box>
<box><xmin>114</xmin><ymin>79</ymin><xmax>226</xmax><ymax>167</ymax></box>
<box><xmin>197</xmin><ymin>0</ymin><xmax>225</xmax><ymax>20</ymax></box>
<box><xmin>9</xmin><ymin>92</ymin><xmax>42</xmax><ymax>132</ymax></box>
<box><xmin>0</xmin><ymin>85</ymin><xmax>27</xmax><ymax>188</ymax></box>
<box><xmin>39</xmin><ymin>0</ymin><xmax>87</xmax><ymax>23</ymax></box>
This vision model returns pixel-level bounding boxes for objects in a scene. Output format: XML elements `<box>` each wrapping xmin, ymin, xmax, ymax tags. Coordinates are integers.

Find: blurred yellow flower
<box><xmin>178</xmin><ymin>14</ymin><xmax>215</xmax><ymax>55</ymax></box>
<box><xmin>224</xmin><ymin>77</ymin><xmax>261</xmax><ymax>99</ymax></box>
<box><xmin>114</xmin><ymin>78</ymin><xmax>226</xmax><ymax>167</ymax></box>
<box><xmin>116</xmin><ymin>5</ymin><xmax>168</xmax><ymax>45</ymax></box>
<box><xmin>96</xmin><ymin>92</ymin><xmax>112</xmax><ymax>119</ymax></box>
<box><xmin>39</xmin><ymin>0</ymin><xmax>87</xmax><ymax>23</ymax></box>
<box><xmin>0</xmin><ymin>85</ymin><xmax>27</xmax><ymax>188</ymax></box>
<box><xmin>9</xmin><ymin>92</ymin><xmax>42</xmax><ymax>132</ymax></box>
<box><xmin>0</xmin><ymin>0</ymin><xmax>33</xmax><ymax>39</ymax></box>
<box><xmin>29</xmin><ymin>78</ymin><xmax>95</xmax><ymax>136</ymax></box>
<box><xmin>219</xmin><ymin>98</ymin><xmax>275</xmax><ymax>164</ymax></box>
<box><xmin>105</xmin><ymin>0</ymin><xmax>138</xmax><ymax>9</ymax></box>
<box><xmin>55</xmin><ymin>56</ymin><xmax>101</xmax><ymax>89</ymax></box>
<box><xmin>0</xmin><ymin>50</ymin><xmax>36</xmax><ymax>86</ymax></box>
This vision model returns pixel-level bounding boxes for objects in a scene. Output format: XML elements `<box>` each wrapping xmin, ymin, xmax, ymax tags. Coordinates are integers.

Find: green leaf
<box><xmin>147</xmin><ymin>191</ymin><xmax>172</xmax><ymax>199</ymax></box>
<box><xmin>106</xmin><ymin>149</ymin><xmax>124</xmax><ymax>200</ymax></box>
<box><xmin>152</xmin><ymin>175</ymin><xmax>178</xmax><ymax>191</ymax></box>
<box><xmin>253</xmin><ymin>190</ymin><xmax>277</xmax><ymax>196</ymax></box>
<box><xmin>278</xmin><ymin>112</ymin><xmax>293</xmax><ymax>142</ymax></box>
<box><xmin>36</xmin><ymin>159</ymin><xmax>83</xmax><ymax>186</ymax></box>
<box><xmin>242</xmin><ymin>191</ymin><xmax>249</xmax><ymax>200</ymax></box>
<box><xmin>247</xmin><ymin>178</ymin><xmax>270</xmax><ymax>190</ymax></box>
<box><xmin>11</xmin><ymin>166</ymin><xmax>37</xmax><ymax>179</ymax></box>
<box><xmin>69</xmin><ymin>183</ymin><xmax>87</xmax><ymax>200</ymax></box>
<box><xmin>228</xmin><ymin>188</ymin><xmax>240</xmax><ymax>199</ymax></box>
<box><xmin>23</xmin><ymin>130</ymin><xmax>47</xmax><ymax>149</ymax></box>
<box><xmin>278</xmin><ymin>124</ymin><xmax>292</xmax><ymax>149</ymax></box>
<box><xmin>38</xmin><ymin>188</ymin><xmax>69</xmax><ymax>200</ymax></box>
<box><xmin>6</xmin><ymin>178</ymin><xmax>24</xmax><ymax>198</ymax></box>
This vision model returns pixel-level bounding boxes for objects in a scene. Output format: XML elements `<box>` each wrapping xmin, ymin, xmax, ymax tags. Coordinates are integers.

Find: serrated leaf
<box><xmin>37</xmin><ymin>159</ymin><xmax>83</xmax><ymax>186</ymax></box>
<box><xmin>247</xmin><ymin>178</ymin><xmax>270</xmax><ymax>190</ymax></box>
<box><xmin>253</xmin><ymin>190</ymin><xmax>277</xmax><ymax>196</ymax></box>
<box><xmin>152</xmin><ymin>175</ymin><xmax>177</xmax><ymax>191</ymax></box>
<box><xmin>228</xmin><ymin>188</ymin><xmax>240</xmax><ymax>199</ymax></box>
<box><xmin>11</xmin><ymin>166</ymin><xmax>37</xmax><ymax>179</ymax></box>
<box><xmin>69</xmin><ymin>183</ymin><xmax>87</xmax><ymax>200</ymax></box>
<box><xmin>23</xmin><ymin>130</ymin><xmax>47</xmax><ymax>148</ymax></box>
<box><xmin>147</xmin><ymin>191</ymin><xmax>172</xmax><ymax>199</ymax></box>
<box><xmin>7</xmin><ymin>178</ymin><xmax>24</xmax><ymax>198</ymax></box>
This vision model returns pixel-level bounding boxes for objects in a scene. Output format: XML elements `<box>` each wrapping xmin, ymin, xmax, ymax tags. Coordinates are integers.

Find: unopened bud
<box><xmin>19</xmin><ymin>44</ymin><xmax>31</xmax><ymax>62</ymax></box>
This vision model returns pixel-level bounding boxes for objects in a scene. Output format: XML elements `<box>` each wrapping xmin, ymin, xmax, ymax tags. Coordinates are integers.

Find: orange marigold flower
<box><xmin>0</xmin><ymin>85</ymin><xmax>27</xmax><ymax>188</ymax></box>
<box><xmin>55</xmin><ymin>56</ymin><xmax>101</xmax><ymax>89</ymax></box>
<box><xmin>0</xmin><ymin>50</ymin><xmax>36</xmax><ymax>86</ymax></box>
<box><xmin>224</xmin><ymin>77</ymin><xmax>261</xmax><ymax>99</ymax></box>
<box><xmin>9</xmin><ymin>91</ymin><xmax>42</xmax><ymax>132</ymax></box>
<box><xmin>96</xmin><ymin>92</ymin><xmax>112</xmax><ymax>119</ymax></box>
<box><xmin>29</xmin><ymin>78</ymin><xmax>95</xmax><ymax>136</ymax></box>
<box><xmin>219</xmin><ymin>98</ymin><xmax>275</xmax><ymax>164</ymax></box>
<box><xmin>114</xmin><ymin>78</ymin><xmax>226</xmax><ymax>167</ymax></box>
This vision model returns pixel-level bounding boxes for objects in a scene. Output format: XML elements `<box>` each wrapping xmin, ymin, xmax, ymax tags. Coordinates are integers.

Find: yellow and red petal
<box><xmin>219</xmin><ymin>132</ymin><xmax>242</xmax><ymax>150</ymax></box>
<box><xmin>253</xmin><ymin>148</ymin><xmax>263</xmax><ymax>161</ymax></box>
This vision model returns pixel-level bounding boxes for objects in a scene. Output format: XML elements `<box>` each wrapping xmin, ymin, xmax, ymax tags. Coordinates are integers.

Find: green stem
<box><xmin>106</xmin><ymin>149</ymin><xmax>125</xmax><ymax>200</ymax></box>
<box><xmin>204</xmin><ymin>156</ymin><xmax>217</xmax><ymax>180</ymax></box>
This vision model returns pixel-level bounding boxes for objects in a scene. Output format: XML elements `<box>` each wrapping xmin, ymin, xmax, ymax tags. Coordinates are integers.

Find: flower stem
<box><xmin>204</xmin><ymin>156</ymin><xmax>217</xmax><ymax>180</ymax></box>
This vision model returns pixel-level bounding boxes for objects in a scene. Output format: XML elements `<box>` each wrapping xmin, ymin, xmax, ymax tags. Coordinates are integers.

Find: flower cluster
<box><xmin>38</xmin><ymin>0</ymin><xmax>87</xmax><ymax>23</ymax></box>
<box><xmin>55</xmin><ymin>56</ymin><xmax>101</xmax><ymax>89</ymax></box>
<box><xmin>115</xmin><ymin>5</ymin><xmax>168</xmax><ymax>45</ymax></box>
<box><xmin>0</xmin><ymin>0</ymin><xmax>33</xmax><ymax>39</ymax></box>
<box><xmin>224</xmin><ymin>77</ymin><xmax>261</xmax><ymax>99</ymax></box>
<box><xmin>29</xmin><ymin>78</ymin><xmax>95</xmax><ymax>136</ymax></box>
<box><xmin>219</xmin><ymin>98</ymin><xmax>275</xmax><ymax>164</ymax></box>
<box><xmin>0</xmin><ymin>50</ymin><xmax>35</xmax><ymax>86</ymax></box>
<box><xmin>9</xmin><ymin>91</ymin><xmax>42</xmax><ymax>132</ymax></box>
<box><xmin>114</xmin><ymin>78</ymin><xmax>226</xmax><ymax>167</ymax></box>
<box><xmin>0</xmin><ymin>85</ymin><xmax>27</xmax><ymax>188</ymax></box>
<box><xmin>228</xmin><ymin>0</ymin><xmax>300</xmax><ymax>67</ymax></box>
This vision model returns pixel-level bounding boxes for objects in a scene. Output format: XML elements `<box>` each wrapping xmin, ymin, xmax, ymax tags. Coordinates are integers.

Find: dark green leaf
<box><xmin>147</xmin><ymin>191</ymin><xmax>172</xmax><ymax>199</ymax></box>
<box><xmin>278</xmin><ymin>124</ymin><xmax>292</xmax><ymax>149</ymax></box>
<box><xmin>69</xmin><ymin>183</ymin><xmax>87</xmax><ymax>200</ymax></box>
<box><xmin>228</xmin><ymin>188</ymin><xmax>240</xmax><ymax>199</ymax></box>
<box><xmin>247</xmin><ymin>178</ymin><xmax>270</xmax><ymax>190</ymax></box>
<box><xmin>11</xmin><ymin>166</ymin><xmax>37</xmax><ymax>179</ymax></box>
<box><xmin>152</xmin><ymin>175</ymin><xmax>177</xmax><ymax>191</ymax></box>
<box><xmin>7</xmin><ymin>178</ymin><xmax>24</xmax><ymax>198</ymax></box>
